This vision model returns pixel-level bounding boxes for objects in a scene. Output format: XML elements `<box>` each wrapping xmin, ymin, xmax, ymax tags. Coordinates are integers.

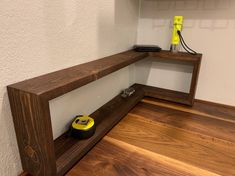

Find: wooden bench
<box><xmin>7</xmin><ymin>50</ymin><xmax>202</xmax><ymax>176</ymax></box>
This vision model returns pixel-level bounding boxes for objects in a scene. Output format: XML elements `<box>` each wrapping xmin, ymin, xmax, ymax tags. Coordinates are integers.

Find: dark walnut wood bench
<box><xmin>7</xmin><ymin>50</ymin><xmax>202</xmax><ymax>176</ymax></box>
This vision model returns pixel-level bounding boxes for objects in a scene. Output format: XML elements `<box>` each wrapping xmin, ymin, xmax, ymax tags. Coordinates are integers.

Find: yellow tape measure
<box><xmin>70</xmin><ymin>115</ymin><xmax>96</xmax><ymax>139</ymax></box>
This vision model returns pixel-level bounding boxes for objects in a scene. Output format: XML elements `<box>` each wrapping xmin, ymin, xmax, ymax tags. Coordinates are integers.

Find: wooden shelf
<box><xmin>148</xmin><ymin>50</ymin><xmax>202</xmax><ymax>105</ymax></box>
<box><xmin>7</xmin><ymin>50</ymin><xmax>202</xmax><ymax>176</ymax></box>
<box><xmin>149</xmin><ymin>50</ymin><xmax>202</xmax><ymax>63</ymax></box>
<box><xmin>7</xmin><ymin>51</ymin><xmax>148</xmax><ymax>176</ymax></box>
<box><xmin>143</xmin><ymin>85</ymin><xmax>191</xmax><ymax>105</ymax></box>
<box><xmin>9</xmin><ymin>50</ymin><xmax>147</xmax><ymax>100</ymax></box>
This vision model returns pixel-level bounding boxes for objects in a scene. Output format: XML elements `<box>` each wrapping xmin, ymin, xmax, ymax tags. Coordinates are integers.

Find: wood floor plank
<box><xmin>131</xmin><ymin>101</ymin><xmax>235</xmax><ymax>143</ymax></box>
<box><xmin>66</xmin><ymin>136</ymin><xmax>219</xmax><ymax>176</ymax></box>
<box><xmin>107</xmin><ymin>114</ymin><xmax>235</xmax><ymax>176</ymax></box>
<box><xmin>105</xmin><ymin>136</ymin><xmax>221</xmax><ymax>176</ymax></box>
<box><xmin>68</xmin><ymin>98</ymin><xmax>235</xmax><ymax>176</ymax></box>
<box><xmin>143</xmin><ymin>98</ymin><xmax>235</xmax><ymax>123</ymax></box>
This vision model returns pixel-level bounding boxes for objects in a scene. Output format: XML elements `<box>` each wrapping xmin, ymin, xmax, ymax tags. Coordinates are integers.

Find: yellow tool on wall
<box><xmin>170</xmin><ymin>16</ymin><xmax>197</xmax><ymax>55</ymax></box>
<box><xmin>171</xmin><ymin>16</ymin><xmax>183</xmax><ymax>52</ymax></box>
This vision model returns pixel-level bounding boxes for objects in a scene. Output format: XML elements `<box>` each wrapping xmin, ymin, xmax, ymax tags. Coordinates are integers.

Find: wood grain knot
<box><xmin>91</xmin><ymin>71</ymin><xmax>99</xmax><ymax>80</ymax></box>
<box><xmin>24</xmin><ymin>145</ymin><xmax>39</xmax><ymax>163</ymax></box>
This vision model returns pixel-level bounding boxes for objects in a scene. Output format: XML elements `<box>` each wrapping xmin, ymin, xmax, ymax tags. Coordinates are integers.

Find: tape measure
<box><xmin>70</xmin><ymin>115</ymin><xmax>96</xmax><ymax>139</ymax></box>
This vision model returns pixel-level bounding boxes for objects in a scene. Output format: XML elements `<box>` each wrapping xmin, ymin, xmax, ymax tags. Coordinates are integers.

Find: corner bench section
<box><xmin>7</xmin><ymin>50</ymin><xmax>147</xmax><ymax>176</ymax></box>
<box><xmin>7</xmin><ymin>50</ymin><xmax>202</xmax><ymax>176</ymax></box>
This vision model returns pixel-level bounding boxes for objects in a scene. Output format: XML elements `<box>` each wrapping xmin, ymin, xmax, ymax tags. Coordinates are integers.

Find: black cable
<box><xmin>178</xmin><ymin>32</ymin><xmax>197</xmax><ymax>54</ymax></box>
<box><xmin>178</xmin><ymin>31</ymin><xmax>197</xmax><ymax>55</ymax></box>
<box><xmin>178</xmin><ymin>31</ymin><xmax>196</xmax><ymax>54</ymax></box>
<box><xmin>177</xmin><ymin>30</ymin><xmax>197</xmax><ymax>55</ymax></box>
<box><xmin>179</xmin><ymin>34</ymin><xmax>196</xmax><ymax>55</ymax></box>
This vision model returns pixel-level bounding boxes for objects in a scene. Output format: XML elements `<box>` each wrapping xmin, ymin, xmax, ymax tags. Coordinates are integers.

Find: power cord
<box><xmin>177</xmin><ymin>30</ymin><xmax>197</xmax><ymax>55</ymax></box>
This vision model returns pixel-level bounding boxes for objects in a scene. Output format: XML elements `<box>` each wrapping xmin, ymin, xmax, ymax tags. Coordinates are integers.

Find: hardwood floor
<box><xmin>66</xmin><ymin>98</ymin><xmax>235</xmax><ymax>176</ymax></box>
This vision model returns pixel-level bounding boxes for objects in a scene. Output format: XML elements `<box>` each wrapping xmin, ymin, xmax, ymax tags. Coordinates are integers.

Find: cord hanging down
<box><xmin>177</xmin><ymin>30</ymin><xmax>197</xmax><ymax>55</ymax></box>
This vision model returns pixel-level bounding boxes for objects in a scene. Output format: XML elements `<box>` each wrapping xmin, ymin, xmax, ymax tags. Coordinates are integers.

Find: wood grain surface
<box><xmin>8</xmin><ymin>50</ymin><xmax>147</xmax><ymax>100</ymax></box>
<box><xmin>8</xmin><ymin>89</ymin><xmax>56</xmax><ymax>176</ymax></box>
<box><xmin>67</xmin><ymin>98</ymin><xmax>235</xmax><ymax>176</ymax></box>
<box><xmin>143</xmin><ymin>85</ymin><xmax>191</xmax><ymax>105</ymax></box>
<box><xmin>149</xmin><ymin>50</ymin><xmax>202</xmax><ymax>63</ymax></box>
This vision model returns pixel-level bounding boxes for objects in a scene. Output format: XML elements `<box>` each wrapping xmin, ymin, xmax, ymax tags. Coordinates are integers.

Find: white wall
<box><xmin>2</xmin><ymin>0</ymin><xmax>235</xmax><ymax>175</ymax></box>
<box><xmin>50</xmin><ymin>66</ymin><xmax>136</xmax><ymax>139</ymax></box>
<box><xmin>137</xmin><ymin>0</ymin><xmax>235</xmax><ymax>106</ymax></box>
<box><xmin>0</xmin><ymin>0</ymin><xmax>139</xmax><ymax>175</ymax></box>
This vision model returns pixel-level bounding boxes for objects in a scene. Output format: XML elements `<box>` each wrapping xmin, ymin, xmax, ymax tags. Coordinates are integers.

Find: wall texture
<box><xmin>0</xmin><ymin>0</ymin><xmax>139</xmax><ymax>175</ymax></box>
<box><xmin>2</xmin><ymin>0</ymin><xmax>235</xmax><ymax>175</ymax></box>
<box><xmin>137</xmin><ymin>0</ymin><xmax>235</xmax><ymax>106</ymax></box>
